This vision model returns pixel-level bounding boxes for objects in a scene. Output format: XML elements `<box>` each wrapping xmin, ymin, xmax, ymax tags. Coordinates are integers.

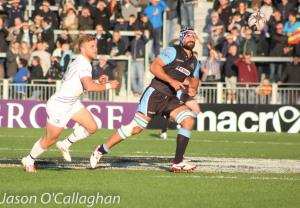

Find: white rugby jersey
<box><xmin>54</xmin><ymin>55</ymin><xmax>92</xmax><ymax>103</ymax></box>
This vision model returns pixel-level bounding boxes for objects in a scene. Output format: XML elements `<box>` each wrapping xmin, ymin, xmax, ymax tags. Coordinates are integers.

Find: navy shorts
<box><xmin>137</xmin><ymin>87</ymin><xmax>184</xmax><ymax>118</ymax></box>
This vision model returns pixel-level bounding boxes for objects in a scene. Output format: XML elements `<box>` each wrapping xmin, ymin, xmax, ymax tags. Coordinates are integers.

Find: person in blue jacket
<box><xmin>144</xmin><ymin>0</ymin><xmax>169</xmax><ymax>57</ymax></box>
<box><xmin>12</xmin><ymin>58</ymin><xmax>29</xmax><ymax>98</ymax></box>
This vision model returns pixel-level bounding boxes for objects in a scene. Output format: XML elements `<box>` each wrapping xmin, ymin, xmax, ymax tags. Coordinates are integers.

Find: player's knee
<box><xmin>118</xmin><ymin>114</ymin><xmax>148</xmax><ymax>139</ymax></box>
<box><xmin>180</xmin><ymin>116</ymin><xmax>195</xmax><ymax>130</ymax></box>
<box><xmin>132</xmin><ymin>126</ymin><xmax>144</xmax><ymax>135</ymax></box>
<box><xmin>175</xmin><ymin>110</ymin><xmax>195</xmax><ymax>127</ymax></box>
<box><xmin>86</xmin><ymin>124</ymin><xmax>97</xmax><ymax>135</ymax></box>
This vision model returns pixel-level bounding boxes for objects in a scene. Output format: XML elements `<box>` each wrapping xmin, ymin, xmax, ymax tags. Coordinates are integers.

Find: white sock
<box><xmin>62</xmin><ymin>125</ymin><xmax>91</xmax><ymax>149</ymax></box>
<box><xmin>29</xmin><ymin>139</ymin><xmax>47</xmax><ymax>160</ymax></box>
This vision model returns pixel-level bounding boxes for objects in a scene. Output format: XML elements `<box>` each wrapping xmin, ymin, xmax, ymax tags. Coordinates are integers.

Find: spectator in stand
<box><xmin>59</xmin><ymin>0</ymin><xmax>77</xmax><ymax>18</ymax></box>
<box><xmin>128</xmin><ymin>14</ymin><xmax>138</xmax><ymax>31</ymax></box>
<box><xmin>62</xmin><ymin>8</ymin><xmax>79</xmax><ymax>31</ymax></box>
<box><xmin>235</xmin><ymin>53</ymin><xmax>259</xmax><ymax>83</ymax></box>
<box><xmin>94</xmin><ymin>0</ymin><xmax>111</xmax><ymax>31</ymax></box>
<box><xmin>0</xmin><ymin>17</ymin><xmax>8</xmax><ymax>78</ymax></box>
<box><xmin>56</xmin><ymin>30</ymin><xmax>72</xmax><ymax>48</ymax></box>
<box><xmin>179</xmin><ymin>0</ymin><xmax>195</xmax><ymax>28</ymax></box>
<box><xmin>235</xmin><ymin>1</ymin><xmax>251</xmax><ymax>26</ymax></box>
<box><xmin>46</xmin><ymin>56</ymin><xmax>63</xmax><ymax>81</ymax></box>
<box><xmin>137</xmin><ymin>13</ymin><xmax>154</xmax><ymax>60</ymax></box>
<box><xmin>114</xmin><ymin>16</ymin><xmax>129</xmax><ymax>31</ymax></box>
<box><xmin>41</xmin><ymin>18</ymin><xmax>55</xmax><ymax>53</ymax></box>
<box><xmin>268</xmin><ymin>9</ymin><xmax>283</xmax><ymax>36</ymax></box>
<box><xmin>221</xmin><ymin>33</ymin><xmax>236</xmax><ymax>57</ymax></box>
<box><xmin>108</xmin><ymin>0</ymin><xmax>122</xmax><ymax>28</ymax></box>
<box><xmin>30</xmin><ymin>14</ymin><xmax>43</xmax><ymax>35</ymax></box>
<box><xmin>16</xmin><ymin>20</ymin><xmax>36</xmax><ymax>51</ymax></box>
<box><xmin>214</xmin><ymin>0</ymin><xmax>233</xmax><ymax>30</ymax></box>
<box><xmin>235</xmin><ymin>53</ymin><xmax>259</xmax><ymax>103</ymax></box>
<box><xmin>3</xmin><ymin>0</ymin><xmax>25</xmax><ymax>27</ymax></box>
<box><xmin>269</xmin><ymin>22</ymin><xmax>287</xmax><ymax>82</ymax></box>
<box><xmin>227</xmin><ymin>12</ymin><xmax>246</xmax><ymax>32</ymax></box>
<box><xmin>36</xmin><ymin>1</ymin><xmax>59</xmax><ymax>29</ymax></box>
<box><xmin>95</xmin><ymin>24</ymin><xmax>112</xmax><ymax>55</ymax></box>
<box><xmin>121</xmin><ymin>0</ymin><xmax>139</xmax><ymax>22</ymax></box>
<box><xmin>166</xmin><ymin>0</ymin><xmax>178</xmax><ymax>44</ymax></box>
<box><xmin>59</xmin><ymin>42</ymin><xmax>72</xmax><ymax>73</ymax></box>
<box><xmin>19</xmin><ymin>41</ymin><xmax>31</xmax><ymax>62</ymax></box>
<box><xmin>12</xmin><ymin>58</ymin><xmax>29</xmax><ymax>98</ymax></box>
<box><xmin>85</xmin><ymin>0</ymin><xmax>98</xmax><ymax>19</ymax></box>
<box><xmin>279</xmin><ymin>56</ymin><xmax>300</xmax><ymax>104</ymax></box>
<box><xmin>6</xmin><ymin>41</ymin><xmax>20</xmax><ymax>78</ymax></box>
<box><xmin>78</xmin><ymin>6</ymin><xmax>94</xmax><ymax>30</ymax></box>
<box><xmin>108</xmin><ymin>30</ymin><xmax>128</xmax><ymax>95</ymax></box>
<box><xmin>92</xmin><ymin>55</ymin><xmax>115</xmax><ymax>81</ymax></box>
<box><xmin>223</xmin><ymin>44</ymin><xmax>238</xmax><ymax>104</ymax></box>
<box><xmin>29</xmin><ymin>56</ymin><xmax>44</xmax><ymax>81</ymax></box>
<box><xmin>280</xmin><ymin>56</ymin><xmax>300</xmax><ymax>84</ymax></box>
<box><xmin>144</xmin><ymin>0</ymin><xmax>169</xmax><ymax>57</ymax></box>
<box><xmin>29</xmin><ymin>56</ymin><xmax>44</xmax><ymax>100</ymax></box>
<box><xmin>205</xmin><ymin>11</ymin><xmax>224</xmax><ymax>53</ymax></box>
<box><xmin>201</xmin><ymin>49</ymin><xmax>221</xmax><ymax>82</ymax></box>
<box><xmin>283</xmin><ymin>11</ymin><xmax>300</xmax><ymax>34</ymax></box>
<box><xmin>6</xmin><ymin>17</ymin><xmax>22</xmax><ymax>43</ymax></box>
<box><xmin>260</xmin><ymin>0</ymin><xmax>274</xmax><ymax>22</ymax></box>
<box><xmin>29</xmin><ymin>41</ymin><xmax>51</xmax><ymax>77</ymax></box>
<box><xmin>239</xmin><ymin>27</ymin><xmax>257</xmax><ymax>56</ymax></box>
<box><xmin>230</xmin><ymin>26</ymin><xmax>243</xmax><ymax>46</ymax></box>
<box><xmin>277</xmin><ymin>0</ymin><xmax>294</xmax><ymax>21</ymax></box>
<box><xmin>129</xmin><ymin>29</ymin><xmax>148</xmax><ymax>95</ymax></box>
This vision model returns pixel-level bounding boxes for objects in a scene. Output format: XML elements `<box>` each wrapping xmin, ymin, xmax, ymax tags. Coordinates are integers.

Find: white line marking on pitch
<box><xmin>152</xmin><ymin>175</ymin><xmax>300</xmax><ymax>181</ymax></box>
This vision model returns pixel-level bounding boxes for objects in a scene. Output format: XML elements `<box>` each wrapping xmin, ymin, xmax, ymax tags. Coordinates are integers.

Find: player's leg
<box><xmin>90</xmin><ymin>86</ymin><xmax>156</xmax><ymax>168</ymax></box>
<box><xmin>90</xmin><ymin>112</ymin><xmax>151</xmax><ymax>168</ymax></box>
<box><xmin>169</xmin><ymin>105</ymin><xmax>196</xmax><ymax>172</ymax></box>
<box><xmin>159</xmin><ymin>118</ymin><xmax>169</xmax><ymax>139</ymax></box>
<box><xmin>56</xmin><ymin>107</ymin><xmax>97</xmax><ymax>161</ymax></box>
<box><xmin>22</xmin><ymin>123</ymin><xmax>64</xmax><ymax>172</ymax></box>
<box><xmin>185</xmin><ymin>99</ymin><xmax>201</xmax><ymax>115</ymax></box>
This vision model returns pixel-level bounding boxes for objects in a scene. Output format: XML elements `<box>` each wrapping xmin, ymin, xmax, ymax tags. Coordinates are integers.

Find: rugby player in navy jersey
<box><xmin>90</xmin><ymin>27</ymin><xmax>201</xmax><ymax>172</ymax></box>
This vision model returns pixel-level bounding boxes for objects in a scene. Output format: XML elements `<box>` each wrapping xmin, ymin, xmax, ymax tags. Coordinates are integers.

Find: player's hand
<box><xmin>169</xmin><ymin>79</ymin><xmax>185</xmax><ymax>91</ymax></box>
<box><xmin>109</xmin><ymin>80</ymin><xmax>119</xmax><ymax>89</ymax></box>
<box><xmin>99</xmin><ymin>75</ymin><xmax>109</xmax><ymax>84</ymax></box>
<box><xmin>188</xmin><ymin>88</ymin><xmax>196</xmax><ymax>97</ymax></box>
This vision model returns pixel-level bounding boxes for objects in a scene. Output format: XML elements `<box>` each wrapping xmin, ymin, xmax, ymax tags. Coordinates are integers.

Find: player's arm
<box><xmin>150</xmin><ymin>47</ymin><xmax>185</xmax><ymax>90</ymax></box>
<box><xmin>188</xmin><ymin>60</ymin><xmax>201</xmax><ymax>96</ymax></box>
<box><xmin>81</xmin><ymin>76</ymin><xmax>119</xmax><ymax>92</ymax></box>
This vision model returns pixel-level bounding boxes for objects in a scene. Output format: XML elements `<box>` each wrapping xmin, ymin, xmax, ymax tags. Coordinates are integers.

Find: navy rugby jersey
<box><xmin>150</xmin><ymin>45</ymin><xmax>200</xmax><ymax>96</ymax></box>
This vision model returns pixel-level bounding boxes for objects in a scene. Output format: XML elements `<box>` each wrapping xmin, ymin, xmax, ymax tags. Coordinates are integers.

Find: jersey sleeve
<box><xmin>79</xmin><ymin>65</ymin><xmax>92</xmax><ymax>79</ymax></box>
<box><xmin>158</xmin><ymin>47</ymin><xmax>177</xmax><ymax>65</ymax></box>
<box><xmin>192</xmin><ymin>60</ymin><xmax>201</xmax><ymax>78</ymax></box>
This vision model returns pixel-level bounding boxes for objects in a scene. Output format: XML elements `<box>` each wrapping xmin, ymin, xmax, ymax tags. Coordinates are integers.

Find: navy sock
<box><xmin>97</xmin><ymin>144</ymin><xmax>109</xmax><ymax>154</ymax></box>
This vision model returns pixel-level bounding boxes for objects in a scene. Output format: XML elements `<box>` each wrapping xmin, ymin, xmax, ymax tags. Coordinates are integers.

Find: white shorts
<box><xmin>46</xmin><ymin>96</ymin><xmax>84</xmax><ymax>128</ymax></box>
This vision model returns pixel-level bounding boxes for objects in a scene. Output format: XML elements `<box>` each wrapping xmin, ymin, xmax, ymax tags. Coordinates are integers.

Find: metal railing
<box><xmin>197</xmin><ymin>82</ymin><xmax>300</xmax><ymax>105</ymax></box>
<box><xmin>1</xmin><ymin>79</ymin><xmax>299</xmax><ymax>105</ymax></box>
<box><xmin>0</xmin><ymin>79</ymin><xmax>114</xmax><ymax>102</ymax></box>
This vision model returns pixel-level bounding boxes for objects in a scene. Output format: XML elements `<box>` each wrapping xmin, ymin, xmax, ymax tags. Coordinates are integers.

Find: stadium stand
<box><xmin>0</xmin><ymin>0</ymin><xmax>299</xmax><ymax>104</ymax></box>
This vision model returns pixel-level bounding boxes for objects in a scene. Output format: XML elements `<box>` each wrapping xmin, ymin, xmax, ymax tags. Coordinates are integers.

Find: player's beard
<box><xmin>183</xmin><ymin>41</ymin><xmax>195</xmax><ymax>51</ymax></box>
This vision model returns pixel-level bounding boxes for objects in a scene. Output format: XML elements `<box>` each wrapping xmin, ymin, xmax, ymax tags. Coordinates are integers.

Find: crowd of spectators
<box><xmin>0</xmin><ymin>0</ymin><xmax>299</xmax><ymax>103</ymax></box>
<box><xmin>204</xmin><ymin>0</ymin><xmax>300</xmax><ymax>87</ymax></box>
<box><xmin>0</xmin><ymin>0</ymin><xmax>197</xmax><ymax>98</ymax></box>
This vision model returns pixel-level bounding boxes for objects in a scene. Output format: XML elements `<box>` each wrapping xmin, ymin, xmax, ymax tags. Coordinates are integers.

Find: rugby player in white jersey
<box><xmin>21</xmin><ymin>35</ymin><xmax>118</xmax><ymax>173</ymax></box>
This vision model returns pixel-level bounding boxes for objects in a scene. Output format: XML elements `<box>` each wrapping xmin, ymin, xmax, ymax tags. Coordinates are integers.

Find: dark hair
<box><xmin>19</xmin><ymin>58</ymin><xmax>28</xmax><ymax>67</ymax></box>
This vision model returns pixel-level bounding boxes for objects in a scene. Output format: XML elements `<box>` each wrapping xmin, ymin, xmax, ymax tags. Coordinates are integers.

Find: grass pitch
<box><xmin>0</xmin><ymin>128</ymin><xmax>299</xmax><ymax>208</ymax></box>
